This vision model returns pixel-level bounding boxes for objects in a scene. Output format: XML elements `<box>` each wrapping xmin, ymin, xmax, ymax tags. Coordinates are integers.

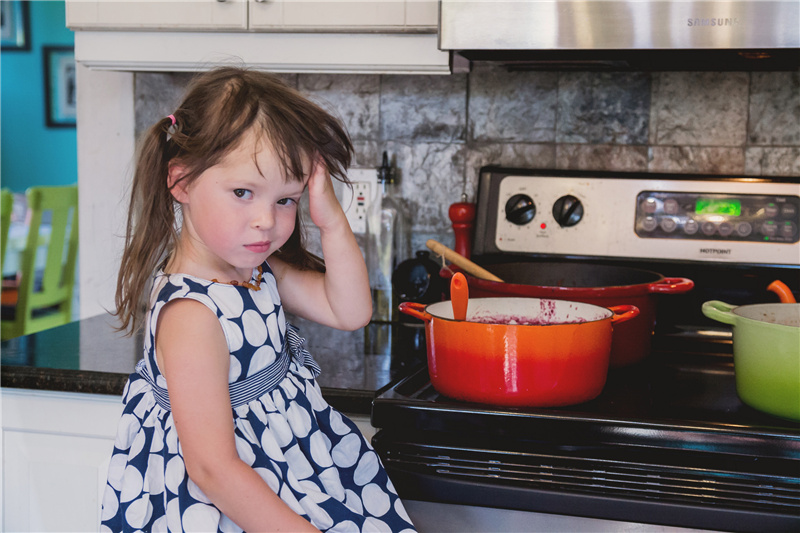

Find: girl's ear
<box><xmin>167</xmin><ymin>162</ymin><xmax>190</xmax><ymax>203</ymax></box>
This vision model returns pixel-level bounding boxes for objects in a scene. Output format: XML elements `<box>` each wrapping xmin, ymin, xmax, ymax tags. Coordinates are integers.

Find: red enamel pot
<box><xmin>441</xmin><ymin>262</ymin><xmax>693</xmax><ymax>367</ymax></box>
<box><xmin>399</xmin><ymin>297</ymin><xmax>640</xmax><ymax>407</ymax></box>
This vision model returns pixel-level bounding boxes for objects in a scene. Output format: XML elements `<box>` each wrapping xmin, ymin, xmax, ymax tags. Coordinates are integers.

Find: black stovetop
<box><xmin>373</xmin><ymin>332</ymin><xmax>800</xmax><ymax>447</ymax></box>
<box><xmin>371</xmin><ymin>333</ymin><xmax>800</xmax><ymax>532</ymax></box>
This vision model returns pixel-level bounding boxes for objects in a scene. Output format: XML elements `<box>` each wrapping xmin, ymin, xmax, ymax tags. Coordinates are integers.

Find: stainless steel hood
<box><xmin>439</xmin><ymin>0</ymin><xmax>800</xmax><ymax>70</ymax></box>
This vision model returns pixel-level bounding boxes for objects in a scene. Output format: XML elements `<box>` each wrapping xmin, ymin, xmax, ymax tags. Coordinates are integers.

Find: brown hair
<box><xmin>114</xmin><ymin>67</ymin><xmax>353</xmax><ymax>334</ymax></box>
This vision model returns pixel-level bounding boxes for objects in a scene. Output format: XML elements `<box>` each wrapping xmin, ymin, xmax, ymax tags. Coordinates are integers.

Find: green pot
<box><xmin>702</xmin><ymin>301</ymin><xmax>800</xmax><ymax>421</ymax></box>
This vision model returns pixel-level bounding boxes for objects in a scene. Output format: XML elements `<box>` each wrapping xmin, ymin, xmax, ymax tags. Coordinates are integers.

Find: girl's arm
<box><xmin>272</xmin><ymin>161</ymin><xmax>372</xmax><ymax>331</ymax></box>
<box><xmin>157</xmin><ymin>299</ymin><xmax>320</xmax><ymax>533</ymax></box>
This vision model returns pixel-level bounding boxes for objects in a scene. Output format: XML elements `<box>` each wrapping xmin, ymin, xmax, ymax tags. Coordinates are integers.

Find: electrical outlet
<box><xmin>349</xmin><ymin>182</ymin><xmax>370</xmax><ymax>234</ymax></box>
<box><xmin>340</xmin><ymin>168</ymin><xmax>378</xmax><ymax>234</ymax></box>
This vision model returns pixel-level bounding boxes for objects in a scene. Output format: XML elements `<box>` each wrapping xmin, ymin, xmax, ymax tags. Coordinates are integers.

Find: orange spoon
<box><xmin>451</xmin><ymin>272</ymin><xmax>469</xmax><ymax>321</ymax></box>
<box><xmin>767</xmin><ymin>280</ymin><xmax>796</xmax><ymax>303</ymax></box>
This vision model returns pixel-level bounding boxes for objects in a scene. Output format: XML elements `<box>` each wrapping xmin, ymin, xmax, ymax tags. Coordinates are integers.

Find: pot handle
<box><xmin>701</xmin><ymin>300</ymin><xmax>737</xmax><ymax>325</ymax></box>
<box><xmin>608</xmin><ymin>305</ymin><xmax>640</xmax><ymax>325</ymax></box>
<box><xmin>648</xmin><ymin>277</ymin><xmax>694</xmax><ymax>294</ymax></box>
<box><xmin>398</xmin><ymin>302</ymin><xmax>433</xmax><ymax>322</ymax></box>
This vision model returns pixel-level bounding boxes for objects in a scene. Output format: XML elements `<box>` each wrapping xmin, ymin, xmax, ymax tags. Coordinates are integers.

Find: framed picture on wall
<box><xmin>44</xmin><ymin>46</ymin><xmax>77</xmax><ymax>128</ymax></box>
<box><xmin>1</xmin><ymin>0</ymin><xmax>30</xmax><ymax>51</ymax></box>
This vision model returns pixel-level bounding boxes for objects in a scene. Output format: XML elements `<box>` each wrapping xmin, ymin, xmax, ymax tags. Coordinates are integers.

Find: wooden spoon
<box><xmin>426</xmin><ymin>239</ymin><xmax>504</xmax><ymax>283</ymax></box>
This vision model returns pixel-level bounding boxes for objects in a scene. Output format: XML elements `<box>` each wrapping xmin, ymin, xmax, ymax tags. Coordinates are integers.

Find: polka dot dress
<box><xmin>101</xmin><ymin>262</ymin><xmax>416</xmax><ymax>533</ymax></box>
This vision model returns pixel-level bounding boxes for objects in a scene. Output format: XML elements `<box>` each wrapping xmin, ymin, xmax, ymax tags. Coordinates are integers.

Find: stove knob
<box><xmin>553</xmin><ymin>195</ymin><xmax>584</xmax><ymax>227</ymax></box>
<box><xmin>504</xmin><ymin>194</ymin><xmax>536</xmax><ymax>225</ymax></box>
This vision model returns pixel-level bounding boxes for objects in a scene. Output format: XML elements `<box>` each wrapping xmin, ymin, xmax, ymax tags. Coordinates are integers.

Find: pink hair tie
<box><xmin>167</xmin><ymin>114</ymin><xmax>176</xmax><ymax>126</ymax></box>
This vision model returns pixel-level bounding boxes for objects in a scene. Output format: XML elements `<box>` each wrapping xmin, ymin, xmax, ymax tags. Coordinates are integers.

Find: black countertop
<box><xmin>0</xmin><ymin>313</ymin><xmax>427</xmax><ymax>414</ymax></box>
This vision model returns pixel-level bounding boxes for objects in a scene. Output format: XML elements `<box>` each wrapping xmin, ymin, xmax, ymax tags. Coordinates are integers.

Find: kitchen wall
<box><xmin>134</xmin><ymin>67</ymin><xmax>800</xmax><ymax>258</ymax></box>
<box><xmin>0</xmin><ymin>1</ymin><xmax>76</xmax><ymax>193</ymax></box>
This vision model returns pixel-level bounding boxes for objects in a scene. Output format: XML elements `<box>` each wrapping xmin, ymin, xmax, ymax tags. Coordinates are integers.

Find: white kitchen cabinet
<box><xmin>66</xmin><ymin>0</ymin><xmax>248</xmax><ymax>31</ymax></box>
<box><xmin>67</xmin><ymin>0</ymin><xmax>438</xmax><ymax>32</ymax></box>
<box><xmin>251</xmin><ymin>1</ymin><xmax>404</xmax><ymax>31</ymax></box>
<box><xmin>1</xmin><ymin>387</ymin><xmax>374</xmax><ymax>531</ymax></box>
<box><xmin>67</xmin><ymin>1</ymin><xmax>447</xmax><ymax>74</ymax></box>
<box><xmin>1</xmin><ymin>389</ymin><xmax>122</xmax><ymax>532</ymax></box>
<box><xmin>405</xmin><ymin>0</ymin><xmax>438</xmax><ymax>27</ymax></box>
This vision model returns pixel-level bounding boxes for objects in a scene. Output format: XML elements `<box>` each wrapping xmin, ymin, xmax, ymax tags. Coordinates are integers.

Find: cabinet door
<box><xmin>250</xmin><ymin>0</ymin><xmax>405</xmax><ymax>31</ymax></box>
<box><xmin>2</xmin><ymin>390</ymin><xmax>122</xmax><ymax>532</ymax></box>
<box><xmin>66</xmin><ymin>0</ymin><xmax>248</xmax><ymax>30</ymax></box>
<box><xmin>3</xmin><ymin>431</ymin><xmax>116</xmax><ymax>532</ymax></box>
<box><xmin>406</xmin><ymin>0</ymin><xmax>438</xmax><ymax>28</ymax></box>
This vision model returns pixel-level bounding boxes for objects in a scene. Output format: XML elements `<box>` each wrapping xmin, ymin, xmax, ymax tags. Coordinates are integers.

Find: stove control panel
<box><xmin>635</xmin><ymin>192</ymin><xmax>799</xmax><ymax>243</ymax></box>
<box><xmin>477</xmin><ymin>171</ymin><xmax>800</xmax><ymax>265</ymax></box>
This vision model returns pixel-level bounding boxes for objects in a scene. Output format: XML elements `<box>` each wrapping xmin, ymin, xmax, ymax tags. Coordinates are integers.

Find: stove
<box><xmin>372</xmin><ymin>168</ymin><xmax>800</xmax><ymax>532</ymax></box>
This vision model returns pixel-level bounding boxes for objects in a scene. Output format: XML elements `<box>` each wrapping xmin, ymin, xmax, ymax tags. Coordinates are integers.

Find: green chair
<box><xmin>0</xmin><ymin>189</ymin><xmax>16</xmax><ymax>304</ymax></box>
<box><xmin>1</xmin><ymin>189</ymin><xmax>12</xmax><ymax>272</ymax></box>
<box><xmin>1</xmin><ymin>185</ymin><xmax>79</xmax><ymax>340</ymax></box>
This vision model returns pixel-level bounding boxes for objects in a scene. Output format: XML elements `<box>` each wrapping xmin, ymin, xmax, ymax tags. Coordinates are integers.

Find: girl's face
<box><xmin>170</xmin><ymin>130</ymin><xmax>307</xmax><ymax>280</ymax></box>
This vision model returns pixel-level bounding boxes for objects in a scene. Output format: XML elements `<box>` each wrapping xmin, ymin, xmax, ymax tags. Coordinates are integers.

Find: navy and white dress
<box><xmin>101</xmin><ymin>262</ymin><xmax>416</xmax><ymax>533</ymax></box>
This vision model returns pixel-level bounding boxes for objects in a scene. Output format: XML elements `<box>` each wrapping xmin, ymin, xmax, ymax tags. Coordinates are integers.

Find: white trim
<box><xmin>76</xmin><ymin>66</ymin><xmax>135</xmax><ymax>320</ymax></box>
<box><xmin>75</xmin><ymin>31</ymin><xmax>451</xmax><ymax>74</ymax></box>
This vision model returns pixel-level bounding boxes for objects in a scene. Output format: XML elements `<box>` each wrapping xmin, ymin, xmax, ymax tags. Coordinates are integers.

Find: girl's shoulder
<box><xmin>149</xmin><ymin>270</ymin><xmax>222</xmax><ymax>314</ymax></box>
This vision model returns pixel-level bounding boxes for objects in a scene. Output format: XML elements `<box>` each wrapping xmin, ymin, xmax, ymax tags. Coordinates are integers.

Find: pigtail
<box><xmin>113</xmin><ymin>116</ymin><xmax>179</xmax><ymax>334</ymax></box>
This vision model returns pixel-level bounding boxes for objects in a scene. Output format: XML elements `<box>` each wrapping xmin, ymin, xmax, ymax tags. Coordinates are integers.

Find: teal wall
<box><xmin>1</xmin><ymin>1</ymin><xmax>76</xmax><ymax>193</ymax></box>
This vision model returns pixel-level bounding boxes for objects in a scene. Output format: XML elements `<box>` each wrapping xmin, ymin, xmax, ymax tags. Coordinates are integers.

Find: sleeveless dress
<box><xmin>100</xmin><ymin>262</ymin><xmax>416</xmax><ymax>533</ymax></box>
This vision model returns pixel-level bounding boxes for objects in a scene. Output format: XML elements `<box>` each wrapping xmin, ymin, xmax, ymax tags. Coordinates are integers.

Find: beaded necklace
<box><xmin>211</xmin><ymin>265</ymin><xmax>264</xmax><ymax>291</ymax></box>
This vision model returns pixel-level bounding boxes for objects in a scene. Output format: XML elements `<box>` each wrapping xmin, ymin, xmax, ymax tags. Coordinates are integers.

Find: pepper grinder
<box><xmin>449</xmin><ymin>193</ymin><xmax>476</xmax><ymax>259</ymax></box>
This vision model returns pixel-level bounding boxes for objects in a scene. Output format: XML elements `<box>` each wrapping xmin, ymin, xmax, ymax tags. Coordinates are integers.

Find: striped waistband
<box><xmin>135</xmin><ymin>323</ymin><xmax>321</xmax><ymax>411</ymax></box>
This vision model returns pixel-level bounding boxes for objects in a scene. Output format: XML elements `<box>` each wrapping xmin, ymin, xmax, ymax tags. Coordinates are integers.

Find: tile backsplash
<box><xmin>135</xmin><ymin>67</ymin><xmax>799</xmax><ymax>257</ymax></box>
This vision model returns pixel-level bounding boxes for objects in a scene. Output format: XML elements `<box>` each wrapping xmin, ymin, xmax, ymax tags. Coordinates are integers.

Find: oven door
<box><xmin>400</xmin><ymin>499</ymin><xmax>711</xmax><ymax>533</ymax></box>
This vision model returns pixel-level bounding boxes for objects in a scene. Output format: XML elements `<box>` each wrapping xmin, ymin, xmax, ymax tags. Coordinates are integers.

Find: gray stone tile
<box><xmin>651</xmin><ymin>72</ymin><xmax>749</xmax><ymax>146</ymax></box>
<box><xmin>556</xmin><ymin>72</ymin><xmax>651</xmax><ymax>145</ymax></box>
<box><xmin>276</xmin><ymin>73</ymin><xmax>299</xmax><ymax>89</ymax></box>
<box><xmin>351</xmin><ymin>140</ymin><xmax>381</xmax><ymax>169</ymax></box>
<box><xmin>134</xmin><ymin>71</ymin><xmax>298</xmax><ymax>141</ymax></box>
<box><xmin>380</xmin><ymin>74</ymin><xmax>468</xmax><ymax>142</ymax></box>
<box><xmin>745</xmin><ymin>147</ymin><xmax>800</xmax><ymax>177</ymax></box>
<box><xmin>748</xmin><ymin>72</ymin><xmax>800</xmax><ymax>146</ymax></box>
<box><xmin>299</xmin><ymin>74</ymin><xmax>380</xmax><ymax>142</ymax></box>
<box><xmin>132</xmin><ymin>64</ymin><xmax>800</xmax><ymax>266</ymax></box>
<box><xmin>649</xmin><ymin>146</ymin><xmax>745</xmax><ymax>174</ymax></box>
<box><xmin>383</xmin><ymin>142</ymin><xmax>466</xmax><ymax>234</ymax></box>
<box><xmin>464</xmin><ymin>143</ymin><xmax>557</xmax><ymax>197</ymax></box>
<box><xmin>134</xmin><ymin>72</ymin><xmax>194</xmax><ymax>140</ymax></box>
<box><xmin>410</xmin><ymin>230</ymin><xmax>456</xmax><ymax>260</ymax></box>
<box><xmin>469</xmin><ymin>64</ymin><xmax>557</xmax><ymax>143</ymax></box>
<box><xmin>556</xmin><ymin>144</ymin><xmax>649</xmax><ymax>172</ymax></box>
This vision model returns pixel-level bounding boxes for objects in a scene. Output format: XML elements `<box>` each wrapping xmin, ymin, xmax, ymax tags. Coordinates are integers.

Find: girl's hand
<box><xmin>307</xmin><ymin>159</ymin><xmax>347</xmax><ymax>233</ymax></box>
<box><xmin>272</xmin><ymin>157</ymin><xmax>372</xmax><ymax>330</ymax></box>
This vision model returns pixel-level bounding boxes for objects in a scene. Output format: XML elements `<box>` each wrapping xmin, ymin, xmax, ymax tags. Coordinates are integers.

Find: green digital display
<box><xmin>695</xmin><ymin>199</ymin><xmax>741</xmax><ymax>216</ymax></box>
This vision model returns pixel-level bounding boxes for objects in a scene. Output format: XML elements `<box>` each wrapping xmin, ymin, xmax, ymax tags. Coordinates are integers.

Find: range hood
<box><xmin>440</xmin><ymin>0</ymin><xmax>800</xmax><ymax>71</ymax></box>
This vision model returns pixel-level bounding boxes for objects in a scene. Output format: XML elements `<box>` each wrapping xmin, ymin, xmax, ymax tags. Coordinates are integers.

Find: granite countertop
<box><xmin>0</xmin><ymin>313</ymin><xmax>427</xmax><ymax>414</ymax></box>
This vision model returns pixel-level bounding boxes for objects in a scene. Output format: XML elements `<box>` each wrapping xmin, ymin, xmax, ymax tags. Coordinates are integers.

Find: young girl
<box><xmin>102</xmin><ymin>67</ymin><xmax>416</xmax><ymax>533</ymax></box>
